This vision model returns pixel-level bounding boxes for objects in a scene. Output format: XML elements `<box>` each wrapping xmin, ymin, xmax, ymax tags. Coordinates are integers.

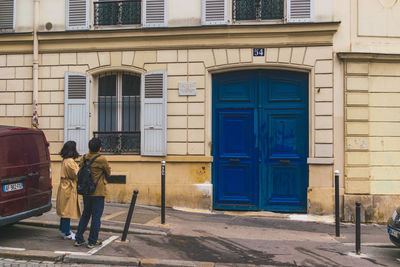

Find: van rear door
<box><xmin>0</xmin><ymin>129</ymin><xmax>51</xmax><ymax>217</ymax></box>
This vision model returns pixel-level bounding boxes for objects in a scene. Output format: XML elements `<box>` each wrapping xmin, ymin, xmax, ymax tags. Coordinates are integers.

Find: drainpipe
<box><xmin>32</xmin><ymin>0</ymin><xmax>39</xmax><ymax>128</ymax></box>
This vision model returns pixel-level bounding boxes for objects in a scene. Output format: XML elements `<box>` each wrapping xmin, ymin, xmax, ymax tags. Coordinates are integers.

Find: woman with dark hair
<box><xmin>56</xmin><ymin>141</ymin><xmax>81</xmax><ymax>240</ymax></box>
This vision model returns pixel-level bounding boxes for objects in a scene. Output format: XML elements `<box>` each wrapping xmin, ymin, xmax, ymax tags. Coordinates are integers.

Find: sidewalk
<box><xmin>0</xmin><ymin>200</ymin><xmax>392</xmax><ymax>266</ymax></box>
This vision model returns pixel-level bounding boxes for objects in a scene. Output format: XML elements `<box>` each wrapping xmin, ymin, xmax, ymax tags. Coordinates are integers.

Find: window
<box><xmin>233</xmin><ymin>0</ymin><xmax>284</xmax><ymax>21</ymax></box>
<box><xmin>202</xmin><ymin>0</ymin><xmax>313</xmax><ymax>25</ymax></box>
<box><xmin>65</xmin><ymin>70</ymin><xmax>166</xmax><ymax>156</ymax></box>
<box><xmin>0</xmin><ymin>0</ymin><xmax>15</xmax><ymax>32</ymax></box>
<box><xmin>94</xmin><ymin>0</ymin><xmax>141</xmax><ymax>26</ymax></box>
<box><xmin>93</xmin><ymin>0</ymin><xmax>168</xmax><ymax>27</ymax></box>
<box><xmin>94</xmin><ymin>73</ymin><xmax>141</xmax><ymax>154</ymax></box>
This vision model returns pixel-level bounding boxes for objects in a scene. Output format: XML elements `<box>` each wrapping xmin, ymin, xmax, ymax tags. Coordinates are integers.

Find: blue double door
<box><xmin>212</xmin><ymin>70</ymin><xmax>309</xmax><ymax>212</ymax></box>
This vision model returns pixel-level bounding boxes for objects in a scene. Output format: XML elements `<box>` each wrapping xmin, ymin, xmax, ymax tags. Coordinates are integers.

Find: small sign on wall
<box><xmin>253</xmin><ymin>48</ymin><xmax>265</xmax><ymax>57</ymax></box>
<box><xmin>179</xmin><ymin>82</ymin><xmax>197</xmax><ymax>96</ymax></box>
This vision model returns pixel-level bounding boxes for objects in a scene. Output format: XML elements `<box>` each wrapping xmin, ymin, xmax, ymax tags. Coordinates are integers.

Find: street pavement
<box><xmin>0</xmin><ymin>200</ymin><xmax>398</xmax><ymax>266</ymax></box>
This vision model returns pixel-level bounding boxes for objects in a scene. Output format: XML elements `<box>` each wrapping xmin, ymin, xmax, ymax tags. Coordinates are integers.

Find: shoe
<box><xmin>64</xmin><ymin>232</ymin><xmax>75</xmax><ymax>240</ymax></box>
<box><xmin>87</xmin><ymin>240</ymin><xmax>102</xmax><ymax>249</ymax></box>
<box><xmin>74</xmin><ymin>240</ymin><xmax>86</xmax><ymax>247</ymax></box>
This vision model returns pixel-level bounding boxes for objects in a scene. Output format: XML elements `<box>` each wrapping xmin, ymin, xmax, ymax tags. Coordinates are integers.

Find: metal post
<box><xmin>355</xmin><ymin>201</ymin><xmax>361</xmax><ymax>255</ymax></box>
<box><xmin>121</xmin><ymin>190</ymin><xmax>139</xmax><ymax>242</ymax></box>
<box><xmin>335</xmin><ymin>170</ymin><xmax>340</xmax><ymax>237</ymax></box>
<box><xmin>161</xmin><ymin>160</ymin><xmax>166</xmax><ymax>224</ymax></box>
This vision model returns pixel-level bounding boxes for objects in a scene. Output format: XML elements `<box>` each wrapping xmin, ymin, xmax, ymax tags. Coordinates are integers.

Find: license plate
<box><xmin>3</xmin><ymin>182</ymin><xmax>23</xmax><ymax>192</ymax></box>
<box><xmin>389</xmin><ymin>226</ymin><xmax>400</xmax><ymax>238</ymax></box>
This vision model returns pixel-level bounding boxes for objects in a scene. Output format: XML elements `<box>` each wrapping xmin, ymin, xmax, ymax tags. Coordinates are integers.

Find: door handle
<box><xmin>229</xmin><ymin>158</ymin><xmax>240</xmax><ymax>162</ymax></box>
<box><xmin>75</xmin><ymin>126</ymin><xmax>81</xmax><ymax>129</ymax></box>
<box><xmin>28</xmin><ymin>172</ymin><xmax>39</xmax><ymax>177</ymax></box>
<box><xmin>279</xmin><ymin>160</ymin><xmax>290</xmax><ymax>163</ymax></box>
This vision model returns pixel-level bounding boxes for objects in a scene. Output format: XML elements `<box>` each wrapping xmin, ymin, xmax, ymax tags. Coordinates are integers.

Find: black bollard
<box><xmin>356</xmin><ymin>201</ymin><xmax>361</xmax><ymax>255</ymax></box>
<box><xmin>335</xmin><ymin>170</ymin><xmax>340</xmax><ymax>237</ymax></box>
<box><xmin>121</xmin><ymin>190</ymin><xmax>139</xmax><ymax>242</ymax></box>
<box><xmin>161</xmin><ymin>160</ymin><xmax>166</xmax><ymax>224</ymax></box>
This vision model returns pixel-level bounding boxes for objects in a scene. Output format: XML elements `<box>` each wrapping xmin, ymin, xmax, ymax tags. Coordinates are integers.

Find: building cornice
<box><xmin>337</xmin><ymin>52</ymin><xmax>400</xmax><ymax>62</ymax></box>
<box><xmin>0</xmin><ymin>22</ymin><xmax>340</xmax><ymax>53</ymax></box>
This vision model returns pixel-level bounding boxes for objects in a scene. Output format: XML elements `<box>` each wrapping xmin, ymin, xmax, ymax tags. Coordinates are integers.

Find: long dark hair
<box><xmin>60</xmin><ymin>141</ymin><xmax>80</xmax><ymax>159</ymax></box>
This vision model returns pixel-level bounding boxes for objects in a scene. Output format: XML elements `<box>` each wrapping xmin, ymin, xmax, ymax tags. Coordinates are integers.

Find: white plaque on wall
<box><xmin>178</xmin><ymin>82</ymin><xmax>196</xmax><ymax>96</ymax></box>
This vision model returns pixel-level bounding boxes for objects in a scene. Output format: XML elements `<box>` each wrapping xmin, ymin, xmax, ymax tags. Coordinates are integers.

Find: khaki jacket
<box><xmin>56</xmin><ymin>158</ymin><xmax>82</xmax><ymax>219</ymax></box>
<box><xmin>79</xmin><ymin>152</ymin><xmax>111</xmax><ymax>197</ymax></box>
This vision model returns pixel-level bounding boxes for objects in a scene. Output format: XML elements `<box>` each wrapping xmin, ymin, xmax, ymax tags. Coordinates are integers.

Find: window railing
<box><xmin>94</xmin><ymin>0</ymin><xmax>141</xmax><ymax>26</ymax></box>
<box><xmin>93</xmin><ymin>131</ymin><xmax>140</xmax><ymax>154</ymax></box>
<box><xmin>232</xmin><ymin>0</ymin><xmax>284</xmax><ymax>21</ymax></box>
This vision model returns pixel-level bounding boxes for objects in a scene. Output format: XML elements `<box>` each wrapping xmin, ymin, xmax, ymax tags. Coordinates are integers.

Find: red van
<box><xmin>0</xmin><ymin>126</ymin><xmax>52</xmax><ymax>227</ymax></box>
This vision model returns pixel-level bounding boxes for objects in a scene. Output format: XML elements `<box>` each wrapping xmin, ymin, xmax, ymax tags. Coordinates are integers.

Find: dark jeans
<box><xmin>75</xmin><ymin>196</ymin><xmax>105</xmax><ymax>245</ymax></box>
<box><xmin>59</xmin><ymin>218</ymin><xmax>71</xmax><ymax>235</ymax></box>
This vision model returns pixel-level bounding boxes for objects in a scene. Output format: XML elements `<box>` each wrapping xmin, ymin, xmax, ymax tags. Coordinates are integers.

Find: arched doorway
<box><xmin>212</xmin><ymin>69</ymin><xmax>309</xmax><ymax>212</ymax></box>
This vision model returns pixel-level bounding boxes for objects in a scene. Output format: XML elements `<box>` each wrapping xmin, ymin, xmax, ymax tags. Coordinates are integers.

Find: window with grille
<box><xmin>233</xmin><ymin>0</ymin><xmax>284</xmax><ymax>21</ymax></box>
<box><xmin>94</xmin><ymin>0</ymin><xmax>141</xmax><ymax>26</ymax></box>
<box><xmin>94</xmin><ymin>73</ymin><xmax>141</xmax><ymax>154</ymax></box>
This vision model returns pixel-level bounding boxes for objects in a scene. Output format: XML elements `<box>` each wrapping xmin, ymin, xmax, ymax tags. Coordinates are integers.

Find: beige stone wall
<box><xmin>333</xmin><ymin>0</ymin><xmax>400</xmax><ymax>54</ymax></box>
<box><xmin>14</xmin><ymin>0</ymin><xmax>334</xmax><ymax>33</ymax></box>
<box><xmin>0</xmin><ymin>44</ymin><xmax>335</xmax><ymax>209</ymax></box>
<box><xmin>344</xmin><ymin>59</ymin><xmax>400</xmax><ymax>222</ymax></box>
<box><xmin>51</xmin><ymin>156</ymin><xmax>212</xmax><ymax>208</ymax></box>
<box><xmin>0</xmin><ymin>54</ymin><xmax>34</xmax><ymax>128</ymax></box>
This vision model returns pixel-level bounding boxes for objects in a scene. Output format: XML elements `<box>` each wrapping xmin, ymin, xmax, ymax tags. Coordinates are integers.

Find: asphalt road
<box><xmin>0</xmin><ymin>211</ymin><xmax>399</xmax><ymax>267</ymax></box>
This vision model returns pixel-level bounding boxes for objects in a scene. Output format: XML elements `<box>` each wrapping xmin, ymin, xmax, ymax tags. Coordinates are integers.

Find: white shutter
<box><xmin>64</xmin><ymin>72</ymin><xmax>90</xmax><ymax>155</ymax></box>
<box><xmin>202</xmin><ymin>0</ymin><xmax>227</xmax><ymax>25</ymax></box>
<box><xmin>141</xmin><ymin>70</ymin><xmax>167</xmax><ymax>156</ymax></box>
<box><xmin>287</xmin><ymin>0</ymin><xmax>313</xmax><ymax>23</ymax></box>
<box><xmin>143</xmin><ymin>0</ymin><xmax>168</xmax><ymax>27</ymax></box>
<box><xmin>0</xmin><ymin>0</ymin><xmax>15</xmax><ymax>31</ymax></box>
<box><xmin>66</xmin><ymin>0</ymin><xmax>89</xmax><ymax>30</ymax></box>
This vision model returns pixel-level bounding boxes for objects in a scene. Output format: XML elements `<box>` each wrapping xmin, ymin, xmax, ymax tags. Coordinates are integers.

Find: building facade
<box><xmin>0</xmin><ymin>0</ymin><xmax>398</xmax><ymax>222</ymax></box>
<box><xmin>335</xmin><ymin>0</ymin><xmax>400</xmax><ymax>222</ymax></box>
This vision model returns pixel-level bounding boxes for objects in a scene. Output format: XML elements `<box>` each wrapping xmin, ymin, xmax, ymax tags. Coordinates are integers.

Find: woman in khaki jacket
<box><xmin>56</xmin><ymin>141</ymin><xmax>81</xmax><ymax>240</ymax></box>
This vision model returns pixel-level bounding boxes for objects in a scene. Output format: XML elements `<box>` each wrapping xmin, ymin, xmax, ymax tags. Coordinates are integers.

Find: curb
<box><xmin>141</xmin><ymin>258</ymin><xmax>214</xmax><ymax>267</ymax></box>
<box><xmin>0</xmin><ymin>250</ymin><xmax>276</xmax><ymax>267</ymax></box>
<box><xmin>0</xmin><ymin>250</ymin><xmax>63</xmax><ymax>262</ymax></box>
<box><xmin>64</xmin><ymin>254</ymin><xmax>140</xmax><ymax>266</ymax></box>
<box><xmin>17</xmin><ymin>220</ymin><xmax>168</xmax><ymax>236</ymax></box>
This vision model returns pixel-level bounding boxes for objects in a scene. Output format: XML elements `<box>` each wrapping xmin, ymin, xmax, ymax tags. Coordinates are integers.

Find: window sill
<box><xmin>232</xmin><ymin>19</ymin><xmax>284</xmax><ymax>25</ymax></box>
<box><xmin>93</xmin><ymin>24</ymin><xmax>142</xmax><ymax>30</ymax></box>
<box><xmin>307</xmin><ymin>158</ymin><xmax>334</xmax><ymax>165</ymax></box>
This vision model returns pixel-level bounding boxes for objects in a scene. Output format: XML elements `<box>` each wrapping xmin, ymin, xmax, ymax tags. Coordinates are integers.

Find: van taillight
<box><xmin>42</xmin><ymin>134</ymin><xmax>50</xmax><ymax>160</ymax></box>
<box><xmin>43</xmin><ymin>133</ymin><xmax>50</xmax><ymax>147</ymax></box>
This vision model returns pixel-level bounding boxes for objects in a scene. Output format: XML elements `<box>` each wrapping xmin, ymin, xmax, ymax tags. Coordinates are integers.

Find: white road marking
<box><xmin>54</xmin><ymin>235</ymin><xmax>119</xmax><ymax>256</ymax></box>
<box><xmin>0</xmin><ymin>246</ymin><xmax>25</xmax><ymax>251</ymax></box>
<box><xmin>87</xmin><ymin>235</ymin><xmax>119</xmax><ymax>255</ymax></box>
